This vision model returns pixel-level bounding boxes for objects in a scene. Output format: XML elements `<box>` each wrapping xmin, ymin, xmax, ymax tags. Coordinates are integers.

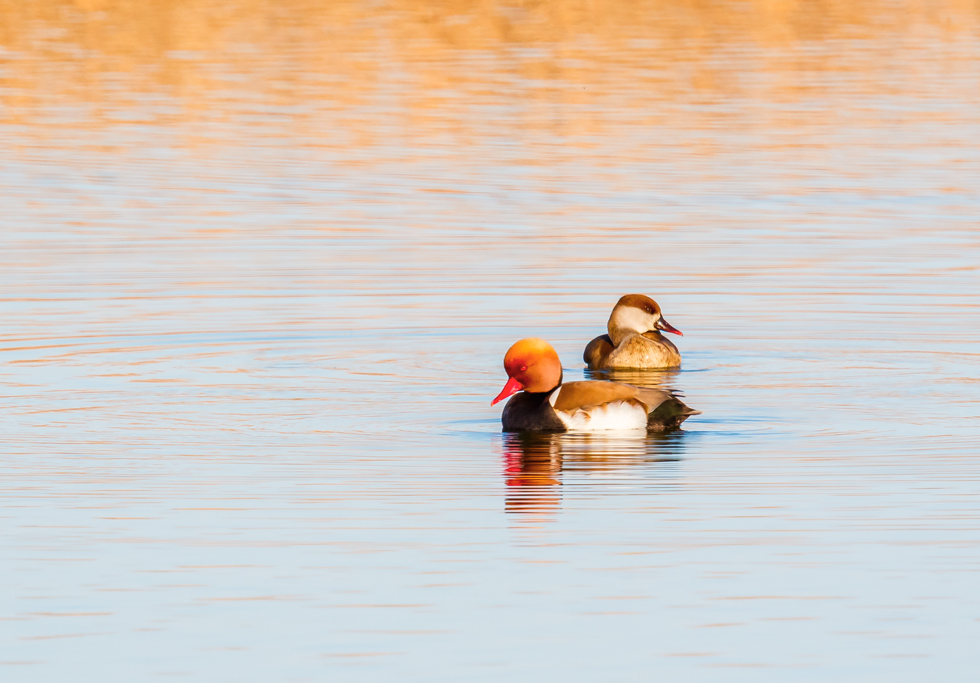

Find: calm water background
<box><xmin>2</xmin><ymin>1</ymin><xmax>979</xmax><ymax>680</ymax></box>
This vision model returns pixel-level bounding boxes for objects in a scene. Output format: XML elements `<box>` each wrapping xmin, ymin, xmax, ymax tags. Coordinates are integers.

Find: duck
<box><xmin>583</xmin><ymin>294</ymin><xmax>684</xmax><ymax>369</ymax></box>
<box><xmin>491</xmin><ymin>338</ymin><xmax>698</xmax><ymax>433</ymax></box>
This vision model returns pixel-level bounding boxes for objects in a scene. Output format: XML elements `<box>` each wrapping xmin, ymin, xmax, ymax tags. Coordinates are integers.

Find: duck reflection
<box><xmin>502</xmin><ymin>432</ymin><xmax>564</xmax><ymax>515</ymax></box>
<box><xmin>500</xmin><ymin>428</ymin><xmax>688</xmax><ymax>515</ymax></box>
<box><xmin>583</xmin><ymin>366</ymin><xmax>681</xmax><ymax>389</ymax></box>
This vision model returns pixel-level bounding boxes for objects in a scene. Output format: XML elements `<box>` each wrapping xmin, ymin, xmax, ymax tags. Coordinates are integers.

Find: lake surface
<box><xmin>2</xmin><ymin>1</ymin><xmax>979</xmax><ymax>680</ymax></box>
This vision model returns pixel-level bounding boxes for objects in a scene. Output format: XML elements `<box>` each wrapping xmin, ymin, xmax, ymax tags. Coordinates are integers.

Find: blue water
<box><xmin>2</xmin><ymin>3</ymin><xmax>979</xmax><ymax>680</ymax></box>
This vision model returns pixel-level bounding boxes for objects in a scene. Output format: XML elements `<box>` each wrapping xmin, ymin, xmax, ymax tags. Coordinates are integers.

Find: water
<box><xmin>2</xmin><ymin>1</ymin><xmax>979</xmax><ymax>680</ymax></box>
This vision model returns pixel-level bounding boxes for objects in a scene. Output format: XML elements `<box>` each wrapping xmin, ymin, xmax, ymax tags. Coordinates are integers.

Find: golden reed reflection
<box><xmin>500</xmin><ymin>429</ymin><xmax>686</xmax><ymax>516</ymax></box>
<box><xmin>1</xmin><ymin>0</ymin><xmax>977</xmax><ymax>131</ymax></box>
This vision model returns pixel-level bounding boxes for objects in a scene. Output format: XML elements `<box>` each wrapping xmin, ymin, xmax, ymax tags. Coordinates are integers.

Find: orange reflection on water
<box><xmin>503</xmin><ymin>432</ymin><xmax>563</xmax><ymax>515</ymax></box>
<box><xmin>501</xmin><ymin>430</ymin><xmax>686</xmax><ymax>516</ymax></box>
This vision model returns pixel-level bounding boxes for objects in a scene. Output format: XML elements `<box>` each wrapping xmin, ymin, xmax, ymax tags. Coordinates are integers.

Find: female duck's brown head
<box><xmin>607</xmin><ymin>294</ymin><xmax>682</xmax><ymax>344</ymax></box>
<box><xmin>491</xmin><ymin>338</ymin><xmax>563</xmax><ymax>406</ymax></box>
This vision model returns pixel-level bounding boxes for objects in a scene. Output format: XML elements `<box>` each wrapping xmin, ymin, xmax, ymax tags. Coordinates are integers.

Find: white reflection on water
<box><xmin>2</xmin><ymin>1</ymin><xmax>980</xmax><ymax>680</ymax></box>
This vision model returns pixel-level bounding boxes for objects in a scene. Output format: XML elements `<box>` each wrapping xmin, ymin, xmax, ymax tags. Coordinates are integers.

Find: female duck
<box><xmin>492</xmin><ymin>338</ymin><xmax>698</xmax><ymax>433</ymax></box>
<box><xmin>584</xmin><ymin>294</ymin><xmax>684</xmax><ymax>369</ymax></box>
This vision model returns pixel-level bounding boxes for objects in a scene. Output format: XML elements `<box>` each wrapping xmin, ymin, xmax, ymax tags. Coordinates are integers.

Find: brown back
<box><xmin>552</xmin><ymin>380</ymin><xmax>672</xmax><ymax>413</ymax></box>
<box><xmin>583</xmin><ymin>334</ymin><xmax>614</xmax><ymax>369</ymax></box>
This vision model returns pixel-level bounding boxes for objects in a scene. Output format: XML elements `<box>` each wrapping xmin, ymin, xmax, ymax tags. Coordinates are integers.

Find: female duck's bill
<box><xmin>492</xmin><ymin>338</ymin><xmax>698</xmax><ymax>433</ymax></box>
<box><xmin>583</xmin><ymin>294</ymin><xmax>685</xmax><ymax>370</ymax></box>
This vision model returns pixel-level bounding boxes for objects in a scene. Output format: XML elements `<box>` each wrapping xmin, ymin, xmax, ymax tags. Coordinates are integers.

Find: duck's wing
<box><xmin>583</xmin><ymin>334</ymin><xmax>614</xmax><ymax>369</ymax></box>
<box><xmin>553</xmin><ymin>381</ymin><xmax>699</xmax><ymax>432</ymax></box>
<box><xmin>548</xmin><ymin>381</ymin><xmax>650</xmax><ymax>431</ymax></box>
<box><xmin>553</xmin><ymin>381</ymin><xmax>682</xmax><ymax>412</ymax></box>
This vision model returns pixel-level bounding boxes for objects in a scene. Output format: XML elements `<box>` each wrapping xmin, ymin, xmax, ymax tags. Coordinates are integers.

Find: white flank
<box><xmin>555</xmin><ymin>400</ymin><xmax>649</xmax><ymax>432</ymax></box>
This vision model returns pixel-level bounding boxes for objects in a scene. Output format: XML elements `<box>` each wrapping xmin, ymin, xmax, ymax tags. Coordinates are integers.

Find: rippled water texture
<box><xmin>2</xmin><ymin>1</ymin><xmax>979</xmax><ymax>680</ymax></box>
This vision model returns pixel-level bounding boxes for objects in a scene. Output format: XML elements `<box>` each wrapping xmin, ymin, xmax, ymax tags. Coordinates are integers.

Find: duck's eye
<box><xmin>519</xmin><ymin>365</ymin><xmax>527</xmax><ymax>373</ymax></box>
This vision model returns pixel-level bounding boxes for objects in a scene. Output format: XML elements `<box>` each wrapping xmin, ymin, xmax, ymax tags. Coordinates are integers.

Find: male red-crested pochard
<box><xmin>584</xmin><ymin>294</ymin><xmax>684</xmax><ymax>369</ymax></box>
<box><xmin>492</xmin><ymin>338</ymin><xmax>698</xmax><ymax>433</ymax></box>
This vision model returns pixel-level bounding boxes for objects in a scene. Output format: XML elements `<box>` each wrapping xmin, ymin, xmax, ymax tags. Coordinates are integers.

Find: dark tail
<box><xmin>647</xmin><ymin>397</ymin><xmax>700</xmax><ymax>432</ymax></box>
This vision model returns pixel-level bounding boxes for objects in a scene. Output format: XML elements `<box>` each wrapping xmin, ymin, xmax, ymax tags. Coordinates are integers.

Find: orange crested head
<box><xmin>491</xmin><ymin>338</ymin><xmax>563</xmax><ymax>406</ymax></box>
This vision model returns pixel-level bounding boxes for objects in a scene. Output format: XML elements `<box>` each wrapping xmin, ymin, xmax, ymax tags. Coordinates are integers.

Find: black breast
<box><xmin>501</xmin><ymin>391</ymin><xmax>566</xmax><ymax>433</ymax></box>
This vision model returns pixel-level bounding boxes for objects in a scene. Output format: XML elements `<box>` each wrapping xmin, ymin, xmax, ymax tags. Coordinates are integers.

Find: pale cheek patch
<box><xmin>610</xmin><ymin>306</ymin><xmax>659</xmax><ymax>334</ymax></box>
<box><xmin>556</xmin><ymin>401</ymin><xmax>648</xmax><ymax>432</ymax></box>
